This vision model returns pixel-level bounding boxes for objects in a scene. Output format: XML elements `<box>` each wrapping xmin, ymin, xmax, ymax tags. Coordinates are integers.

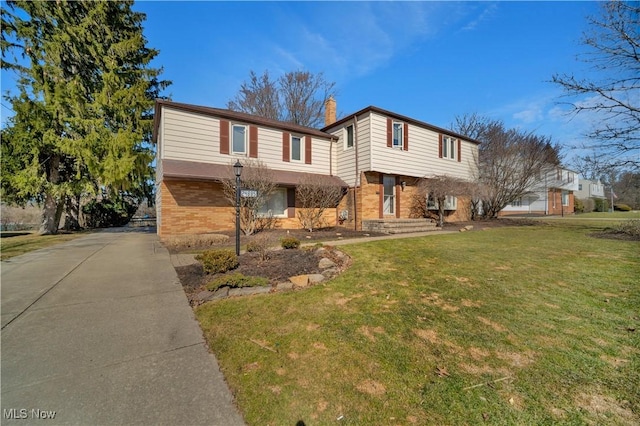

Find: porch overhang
<box><xmin>162</xmin><ymin>159</ymin><xmax>348</xmax><ymax>188</ymax></box>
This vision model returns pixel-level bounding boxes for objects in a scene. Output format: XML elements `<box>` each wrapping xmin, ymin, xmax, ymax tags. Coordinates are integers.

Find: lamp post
<box><xmin>233</xmin><ymin>160</ymin><xmax>243</xmax><ymax>256</ymax></box>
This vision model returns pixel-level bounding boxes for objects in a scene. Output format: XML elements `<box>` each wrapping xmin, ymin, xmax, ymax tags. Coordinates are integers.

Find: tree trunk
<box><xmin>39</xmin><ymin>154</ymin><xmax>62</xmax><ymax>235</ymax></box>
<box><xmin>63</xmin><ymin>195</ymin><xmax>82</xmax><ymax>231</ymax></box>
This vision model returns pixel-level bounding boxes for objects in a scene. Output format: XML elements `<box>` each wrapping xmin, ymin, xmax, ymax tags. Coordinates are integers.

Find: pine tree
<box><xmin>1</xmin><ymin>0</ymin><xmax>169</xmax><ymax>234</ymax></box>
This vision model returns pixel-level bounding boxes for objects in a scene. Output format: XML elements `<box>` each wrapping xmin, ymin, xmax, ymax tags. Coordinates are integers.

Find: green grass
<box><xmin>196</xmin><ymin>223</ymin><xmax>639</xmax><ymax>425</ymax></box>
<box><xmin>0</xmin><ymin>231</ymin><xmax>86</xmax><ymax>260</ymax></box>
<box><xmin>575</xmin><ymin>211</ymin><xmax>640</xmax><ymax>219</ymax></box>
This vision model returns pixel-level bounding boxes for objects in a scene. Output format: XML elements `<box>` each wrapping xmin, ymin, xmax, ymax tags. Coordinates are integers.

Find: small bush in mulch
<box><xmin>280</xmin><ymin>236</ymin><xmax>301</xmax><ymax>249</ymax></box>
<box><xmin>195</xmin><ymin>249</ymin><xmax>239</xmax><ymax>274</ymax></box>
<box><xmin>206</xmin><ymin>273</ymin><xmax>269</xmax><ymax>291</ymax></box>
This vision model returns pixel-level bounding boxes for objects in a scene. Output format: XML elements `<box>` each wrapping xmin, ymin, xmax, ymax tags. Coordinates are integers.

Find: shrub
<box><xmin>611</xmin><ymin>220</ymin><xmax>640</xmax><ymax>237</ymax></box>
<box><xmin>280</xmin><ymin>236</ymin><xmax>300</xmax><ymax>249</ymax></box>
<box><xmin>594</xmin><ymin>198</ymin><xmax>609</xmax><ymax>212</ymax></box>
<box><xmin>164</xmin><ymin>234</ymin><xmax>229</xmax><ymax>251</ymax></box>
<box><xmin>82</xmin><ymin>198</ymin><xmax>137</xmax><ymax>228</ymax></box>
<box><xmin>614</xmin><ymin>203</ymin><xmax>632</xmax><ymax>211</ymax></box>
<box><xmin>206</xmin><ymin>273</ymin><xmax>269</xmax><ymax>291</ymax></box>
<box><xmin>574</xmin><ymin>198</ymin><xmax>585</xmax><ymax>213</ymax></box>
<box><xmin>245</xmin><ymin>233</ymin><xmax>274</xmax><ymax>261</ymax></box>
<box><xmin>195</xmin><ymin>249</ymin><xmax>239</xmax><ymax>274</ymax></box>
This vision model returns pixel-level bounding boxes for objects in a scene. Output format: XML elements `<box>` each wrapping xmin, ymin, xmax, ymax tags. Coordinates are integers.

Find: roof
<box><xmin>162</xmin><ymin>159</ymin><xmax>348</xmax><ymax>187</ymax></box>
<box><xmin>322</xmin><ymin>105</ymin><xmax>482</xmax><ymax>145</ymax></box>
<box><xmin>152</xmin><ymin>99</ymin><xmax>334</xmax><ymax>144</ymax></box>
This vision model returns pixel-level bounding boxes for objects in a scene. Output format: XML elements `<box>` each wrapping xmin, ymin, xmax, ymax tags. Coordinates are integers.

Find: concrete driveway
<box><xmin>1</xmin><ymin>229</ymin><xmax>244</xmax><ymax>425</ymax></box>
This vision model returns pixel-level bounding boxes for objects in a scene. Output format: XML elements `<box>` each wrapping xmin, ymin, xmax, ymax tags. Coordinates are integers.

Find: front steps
<box><xmin>362</xmin><ymin>218</ymin><xmax>439</xmax><ymax>234</ymax></box>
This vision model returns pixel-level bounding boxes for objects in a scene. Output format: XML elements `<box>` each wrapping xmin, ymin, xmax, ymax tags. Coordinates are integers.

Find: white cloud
<box><xmin>462</xmin><ymin>3</ymin><xmax>498</xmax><ymax>32</ymax></box>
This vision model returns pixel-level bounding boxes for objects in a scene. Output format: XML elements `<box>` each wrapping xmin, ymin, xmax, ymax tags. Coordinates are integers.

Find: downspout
<box><xmin>353</xmin><ymin>114</ymin><xmax>359</xmax><ymax>230</ymax></box>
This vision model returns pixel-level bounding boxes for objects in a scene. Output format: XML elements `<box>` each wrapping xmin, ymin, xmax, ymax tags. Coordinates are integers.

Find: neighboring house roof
<box><xmin>322</xmin><ymin>105</ymin><xmax>482</xmax><ymax>145</ymax></box>
<box><xmin>152</xmin><ymin>99</ymin><xmax>335</xmax><ymax>144</ymax></box>
<box><xmin>162</xmin><ymin>159</ymin><xmax>348</xmax><ymax>187</ymax></box>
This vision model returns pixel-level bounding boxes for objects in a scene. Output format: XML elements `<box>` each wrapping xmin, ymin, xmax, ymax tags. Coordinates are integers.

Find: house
<box><xmin>575</xmin><ymin>178</ymin><xmax>606</xmax><ymax>212</ymax></box>
<box><xmin>499</xmin><ymin>166</ymin><xmax>579</xmax><ymax>216</ymax></box>
<box><xmin>152</xmin><ymin>98</ymin><xmax>480</xmax><ymax>238</ymax></box>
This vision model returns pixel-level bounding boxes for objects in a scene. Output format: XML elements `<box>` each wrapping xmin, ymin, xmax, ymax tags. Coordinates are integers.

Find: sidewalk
<box><xmin>1</xmin><ymin>229</ymin><xmax>244</xmax><ymax>425</ymax></box>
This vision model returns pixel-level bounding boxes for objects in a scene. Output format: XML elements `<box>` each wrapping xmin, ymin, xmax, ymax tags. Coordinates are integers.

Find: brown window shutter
<box><xmin>220</xmin><ymin>120</ymin><xmax>229</xmax><ymax>154</ymax></box>
<box><xmin>438</xmin><ymin>134</ymin><xmax>443</xmax><ymax>158</ymax></box>
<box><xmin>287</xmin><ymin>188</ymin><xmax>295</xmax><ymax>218</ymax></box>
<box><xmin>403</xmin><ymin>123</ymin><xmax>409</xmax><ymax>151</ymax></box>
<box><xmin>457</xmin><ymin>139</ymin><xmax>462</xmax><ymax>162</ymax></box>
<box><xmin>282</xmin><ymin>132</ymin><xmax>290</xmax><ymax>162</ymax></box>
<box><xmin>305</xmin><ymin>136</ymin><xmax>312</xmax><ymax>164</ymax></box>
<box><xmin>249</xmin><ymin>126</ymin><xmax>258</xmax><ymax>158</ymax></box>
<box><xmin>387</xmin><ymin>118</ymin><xmax>392</xmax><ymax>147</ymax></box>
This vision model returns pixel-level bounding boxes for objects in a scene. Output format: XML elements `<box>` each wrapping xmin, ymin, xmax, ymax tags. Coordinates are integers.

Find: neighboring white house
<box><xmin>152</xmin><ymin>98</ymin><xmax>481</xmax><ymax>237</ymax></box>
<box><xmin>500</xmin><ymin>166</ymin><xmax>579</xmax><ymax>216</ymax></box>
<box><xmin>576</xmin><ymin>178</ymin><xmax>605</xmax><ymax>200</ymax></box>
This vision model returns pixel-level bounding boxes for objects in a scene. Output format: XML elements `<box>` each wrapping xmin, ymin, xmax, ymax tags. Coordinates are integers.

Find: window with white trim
<box><xmin>345</xmin><ymin>125</ymin><xmax>354</xmax><ymax>149</ymax></box>
<box><xmin>258</xmin><ymin>188</ymin><xmax>287</xmax><ymax>217</ymax></box>
<box><xmin>510</xmin><ymin>198</ymin><xmax>522</xmax><ymax>207</ymax></box>
<box><xmin>427</xmin><ymin>195</ymin><xmax>457</xmax><ymax>210</ymax></box>
<box><xmin>232</xmin><ymin>124</ymin><xmax>247</xmax><ymax>154</ymax></box>
<box><xmin>392</xmin><ymin>122</ymin><xmax>403</xmax><ymax>149</ymax></box>
<box><xmin>291</xmin><ymin>135</ymin><xmax>302</xmax><ymax>161</ymax></box>
<box><xmin>562</xmin><ymin>190</ymin><xmax>569</xmax><ymax>206</ymax></box>
<box><xmin>442</xmin><ymin>136</ymin><xmax>456</xmax><ymax>160</ymax></box>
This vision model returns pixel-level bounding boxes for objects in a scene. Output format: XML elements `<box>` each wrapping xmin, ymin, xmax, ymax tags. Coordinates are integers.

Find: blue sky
<box><xmin>1</xmin><ymin>1</ymin><xmax>602</xmax><ymax>163</ymax></box>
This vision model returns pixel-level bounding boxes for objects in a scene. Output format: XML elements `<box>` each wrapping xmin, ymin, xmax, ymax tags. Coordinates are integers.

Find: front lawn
<box><xmin>0</xmin><ymin>231</ymin><xmax>86</xmax><ymax>260</ymax></box>
<box><xmin>196</xmin><ymin>223</ymin><xmax>639</xmax><ymax>425</ymax></box>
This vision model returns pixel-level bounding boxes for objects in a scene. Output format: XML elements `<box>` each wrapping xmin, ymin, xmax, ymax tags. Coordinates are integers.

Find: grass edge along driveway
<box><xmin>196</xmin><ymin>223</ymin><xmax>639</xmax><ymax>425</ymax></box>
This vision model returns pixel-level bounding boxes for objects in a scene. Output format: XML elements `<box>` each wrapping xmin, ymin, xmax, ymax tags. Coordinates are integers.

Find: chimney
<box><xmin>324</xmin><ymin>96</ymin><xmax>336</xmax><ymax>126</ymax></box>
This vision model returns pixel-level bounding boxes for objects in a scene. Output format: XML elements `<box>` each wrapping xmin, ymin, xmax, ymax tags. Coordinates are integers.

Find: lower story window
<box><xmin>258</xmin><ymin>188</ymin><xmax>287</xmax><ymax>217</ymax></box>
<box><xmin>562</xmin><ymin>190</ymin><xmax>569</xmax><ymax>206</ymax></box>
<box><xmin>510</xmin><ymin>198</ymin><xmax>522</xmax><ymax>207</ymax></box>
<box><xmin>427</xmin><ymin>195</ymin><xmax>457</xmax><ymax>210</ymax></box>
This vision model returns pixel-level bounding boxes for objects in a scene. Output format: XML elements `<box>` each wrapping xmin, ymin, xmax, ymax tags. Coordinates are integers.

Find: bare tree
<box><xmin>552</xmin><ymin>1</ymin><xmax>639</xmax><ymax>171</ymax></box>
<box><xmin>411</xmin><ymin>175</ymin><xmax>469</xmax><ymax>227</ymax></box>
<box><xmin>228</xmin><ymin>70</ymin><xmax>336</xmax><ymax>128</ymax></box>
<box><xmin>452</xmin><ymin>115</ymin><xmax>562</xmax><ymax>219</ymax></box>
<box><xmin>227</xmin><ymin>71</ymin><xmax>280</xmax><ymax>121</ymax></box>
<box><xmin>295</xmin><ymin>175</ymin><xmax>343</xmax><ymax>232</ymax></box>
<box><xmin>221</xmin><ymin>160</ymin><xmax>278</xmax><ymax>235</ymax></box>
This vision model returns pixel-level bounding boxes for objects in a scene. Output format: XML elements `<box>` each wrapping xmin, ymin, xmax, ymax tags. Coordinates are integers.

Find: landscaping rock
<box><xmin>308</xmin><ymin>274</ymin><xmax>325</xmax><ymax>284</ymax></box>
<box><xmin>315</xmin><ymin>247</ymin><xmax>327</xmax><ymax>256</ymax></box>
<box><xmin>229</xmin><ymin>286</ymin><xmax>271</xmax><ymax>297</ymax></box>
<box><xmin>464</xmin><ymin>225</ymin><xmax>474</xmax><ymax>231</ymax></box>
<box><xmin>290</xmin><ymin>275</ymin><xmax>310</xmax><ymax>288</ymax></box>
<box><xmin>318</xmin><ymin>257</ymin><xmax>336</xmax><ymax>269</ymax></box>
<box><xmin>275</xmin><ymin>281</ymin><xmax>295</xmax><ymax>291</ymax></box>
<box><xmin>322</xmin><ymin>267</ymin><xmax>339</xmax><ymax>279</ymax></box>
<box><xmin>210</xmin><ymin>287</ymin><xmax>230</xmax><ymax>300</ymax></box>
<box><xmin>197</xmin><ymin>290</ymin><xmax>214</xmax><ymax>301</ymax></box>
<box><xmin>333</xmin><ymin>250</ymin><xmax>348</xmax><ymax>261</ymax></box>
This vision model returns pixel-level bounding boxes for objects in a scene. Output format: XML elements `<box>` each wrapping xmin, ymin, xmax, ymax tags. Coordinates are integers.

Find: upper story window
<box><xmin>442</xmin><ymin>136</ymin><xmax>456</xmax><ymax>160</ymax></box>
<box><xmin>291</xmin><ymin>135</ymin><xmax>302</xmax><ymax>161</ymax></box>
<box><xmin>232</xmin><ymin>124</ymin><xmax>247</xmax><ymax>154</ymax></box>
<box><xmin>392</xmin><ymin>122</ymin><xmax>403</xmax><ymax>149</ymax></box>
<box><xmin>579</xmin><ymin>184</ymin><xmax>583</xmax><ymax>191</ymax></box>
<box><xmin>345</xmin><ymin>125</ymin><xmax>354</xmax><ymax>149</ymax></box>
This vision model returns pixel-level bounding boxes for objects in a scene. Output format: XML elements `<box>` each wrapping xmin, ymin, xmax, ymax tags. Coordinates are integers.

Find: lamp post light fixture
<box><xmin>233</xmin><ymin>160</ymin><xmax>243</xmax><ymax>256</ymax></box>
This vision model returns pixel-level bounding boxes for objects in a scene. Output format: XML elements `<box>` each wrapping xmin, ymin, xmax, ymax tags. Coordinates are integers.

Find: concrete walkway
<box><xmin>1</xmin><ymin>229</ymin><xmax>244</xmax><ymax>425</ymax></box>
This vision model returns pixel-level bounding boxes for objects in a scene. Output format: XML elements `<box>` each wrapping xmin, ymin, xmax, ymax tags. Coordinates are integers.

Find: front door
<box><xmin>383</xmin><ymin>175</ymin><xmax>395</xmax><ymax>215</ymax></box>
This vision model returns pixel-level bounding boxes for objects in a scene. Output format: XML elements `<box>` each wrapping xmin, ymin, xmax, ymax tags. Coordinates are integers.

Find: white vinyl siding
<box><xmin>368</xmin><ymin>112</ymin><xmax>476</xmax><ymax>180</ymax></box>
<box><xmin>159</xmin><ymin>106</ymin><xmax>333</xmax><ymax>175</ymax></box>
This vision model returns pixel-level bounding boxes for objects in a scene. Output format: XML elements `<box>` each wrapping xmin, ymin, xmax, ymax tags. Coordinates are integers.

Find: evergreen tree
<box><xmin>1</xmin><ymin>0</ymin><xmax>169</xmax><ymax>234</ymax></box>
